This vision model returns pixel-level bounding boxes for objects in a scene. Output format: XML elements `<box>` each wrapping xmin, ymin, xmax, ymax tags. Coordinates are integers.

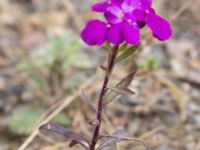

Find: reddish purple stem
<box><xmin>90</xmin><ymin>46</ymin><xmax>119</xmax><ymax>150</ymax></box>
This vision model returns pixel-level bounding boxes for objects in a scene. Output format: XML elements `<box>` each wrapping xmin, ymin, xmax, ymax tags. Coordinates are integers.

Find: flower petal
<box><xmin>92</xmin><ymin>0</ymin><xmax>123</xmax><ymax>12</ymax></box>
<box><xmin>123</xmin><ymin>22</ymin><xmax>140</xmax><ymax>45</ymax></box>
<box><xmin>122</xmin><ymin>0</ymin><xmax>152</xmax><ymax>11</ymax></box>
<box><xmin>132</xmin><ymin>9</ymin><xmax>146</xmax><ymax>21</ymax></box>
<box><xmin>105</xmin><ymin>5</ymin><xmax>123</xmax><ymax>24</ymax></box>
<box><xmin>92</xmin><ymin>1</ymin><xmax>108</xmax><ymax>12</ymax></box>
<box><xmin>146</xmin><ymin>13</ymin><xmax>172</xmax><ymax>41</ymax></box>
<box><xmin>106</xmin><ymin>23</ymin><xmax>124</xmax><ymax>45</ymax></box>
<box><xmin>122</xmin><ymin>0</ymin><xmax>137</xmax><ymax>12</ymax></box>
<box><xmin>81</xmin><ymin>20</ymin><xmax>107</xmax><ymax>46</ymax></box>
<box><xmin>105</xmin><ymin>11</ymin><xmax>122</xmax><ymax>24</ymax></box>
<box><xmin>141</xmin><ymin>0</ymin><xmax>152</xmax><ymax>9</ymax></box>
<box><xmin>112</xmin><ymin>0</ymin><xmax>124</xmax><ymax>6</ymax></box>
<box><xmin>107</xmin><ymin>5</ymin><xmax>123</xmax><ymax>18</ymax></box>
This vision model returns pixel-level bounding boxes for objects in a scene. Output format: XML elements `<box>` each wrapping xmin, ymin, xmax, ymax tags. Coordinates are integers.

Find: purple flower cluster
<box><xmin>81</xmin><ymin>0</ymin><xmax>172</xmax><ymax>46</ymax></box>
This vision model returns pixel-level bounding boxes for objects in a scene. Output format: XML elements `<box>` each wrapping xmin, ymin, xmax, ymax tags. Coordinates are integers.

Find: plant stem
<box><xmin>90</xmin><ymin>46</ymin><xmax>119</xmax><ymax>150</ymax></box>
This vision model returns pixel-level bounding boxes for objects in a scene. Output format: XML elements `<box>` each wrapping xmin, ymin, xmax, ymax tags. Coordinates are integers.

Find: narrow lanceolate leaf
<box><xmin>116</xmin><ymin>45</ymin><xmax>139</xmax><ymax>62</ymax></box>
<box><xmin>98</xmin><ymin>134</ymin><xmax>150</xmax><ymax>150</ymax></box>
<box><xmin>119</xmin><ymin>43</ymin><xmax>128</xmax><ymax>51</ymax></box>
<box><xmin>109</xmin><ymin>87</ymin><xmax>135</xmax><ymax>95</ymax></box>
<box><xmin>81</xmin><ymin>90</ymin><xmax>97</xmax><ymax>112</ymax></box>
<box><xmin>97</xmin><ymin>130</ymin><xmax>129</xmax><ymax>150</ymax></box>
<box><xmin>104</xmin><ymin>70</ymin><xmax>137</xmax><ymax>106</ymax></box>
<box><xmin>39</xmin><ymin>122</ymin><xmax>89</xmax><ymax>143</ymax></box>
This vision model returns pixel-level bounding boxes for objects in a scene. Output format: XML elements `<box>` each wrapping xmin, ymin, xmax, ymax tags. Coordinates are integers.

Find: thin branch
<box><xmin>90</xmin><ymin>46</ymin><xmax>119</xmax><ymax>150</ymax></box>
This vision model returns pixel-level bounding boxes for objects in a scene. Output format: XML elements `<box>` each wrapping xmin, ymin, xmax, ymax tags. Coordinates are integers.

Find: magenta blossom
<box><xmin>81</xmin><ymin>0</ymin><xmax>172</xmax><ymax>46</ymax></box>
<box><xmin>81</xmin><ymin>20</ymin><xmax>107</xmax><ymax>46</ymax></box>
<box><xmin>115</xmin><ymin>0</ymin><xmax>173</xmax><ymax>41</ymax></box>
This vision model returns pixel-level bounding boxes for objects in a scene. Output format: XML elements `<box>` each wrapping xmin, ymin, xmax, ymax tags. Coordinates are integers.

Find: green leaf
<box><xmin>16</xmin><ymin>60</ymin><xmax>32</xmax><ymax>70</ymax></box>
<box><xmin>30</xmin><ymin>72</ymin><xmax>49</xmax><ymax>93</ymax></box>
<box><xmin>10</xmin><ymin>108</ymin><xmax>42</xmax><ymax>135</ymax></box>
<box><xmin>53</xmin><ymin>113</ymin><xmax>71</xmax><ymax>125</ymax></box>
<box><xmin>116</xmin><ymin>46</ymin><xmax>139</xmax><ymax>62</ymax></box>
<box><xmin>104</xmin><ymin>70</ymin><xmax>137</xmax><ymax>106</ymax></box>
<box><xmin>109</xmin><ymin>87</ymin><xmax>135</xmax><ymax>95</ymax></box>
<box><xmin>17</xmin><ymin>31</ymin><xmax>83</xmax><ymax>75</ymax></box>
<box><xmin>9</xmin><ymin>108</ymin><xmax>71</xmax><ymax>135</ymax></box>
<box><xmin>69</xmin><ymin>54</ymin><xmax>92</xmax><ymax>69</ymax></box>
<box><xmin>64</xmin><ymin>74</ymin><xmax>87</xmax><ymax>92</ymax></box>
<box><xmin>119</xmin><ymin>43</ymin><xmax>128</xmax><ymax>51</ymax></box>
<box><xmin>147</xmin><ymin>58</ymin><xmax>160</xmax><ymax>70</ymax></box>
<box><xmin>105</xmin><ymin>42</ymin><xmax>112</xmax><ymax>51</ymax></box>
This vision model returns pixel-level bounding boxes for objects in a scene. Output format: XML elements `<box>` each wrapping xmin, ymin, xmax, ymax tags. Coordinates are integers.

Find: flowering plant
<box><xmin>82</xmin><ymin>0</ymin><xmax>172</xmax><ymax>46</ymax></box>
<box><xmin>40</xmin><ymin>0</ymin><xmax>172</xmax><ymax>150</ymax></box>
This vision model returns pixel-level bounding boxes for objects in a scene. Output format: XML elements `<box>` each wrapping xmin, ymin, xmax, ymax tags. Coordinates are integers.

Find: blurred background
<box><xmin>0</xmin><ymin>0</ymin><xmax>200</xmax><ymax>150</ymax></box>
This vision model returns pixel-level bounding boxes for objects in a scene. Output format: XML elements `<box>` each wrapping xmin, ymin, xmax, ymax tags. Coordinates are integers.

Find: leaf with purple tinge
<box><xmin>39</xmin><ymin>122</ymin><xmax>89</xmax><ymax>149</ymax></box>
<box><xmin>104</xmin><ymin>70</ymin><xmax>137</xmax><ymax>106</ymax></box>
<box><xmin>69</xmin><ymin>139</ymin><xmax>89</xmax><ymax>150</ymax></box>
<box><xmin>81</xmin><ymin>90</ymin><xmax>97</xmax><ymax>112</ymax></box>
<box><xmin>97</xmin><ymin>129</ymin><xmax>129</xmax><ymax>150</ymax></box>
<box><xmin>69</xmin><ymin>139</ymin><xmax>79</xmax><ymax>147</ymax></box>
<box><xmin>98</xmin><ymin>130</ymin><xmax>149</xmax><ymax>150</ymax></box>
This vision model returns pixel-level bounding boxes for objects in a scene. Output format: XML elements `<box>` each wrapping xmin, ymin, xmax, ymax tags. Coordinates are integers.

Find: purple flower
<box><xmin>81</xmin><ymin>20</ymin><xmax>107</xmax><ymax>46</ymax></box>
<box><xmin>81</xmin><ymin>0</ymin><xmax>173</xmax><ymax>46</ymax></box>
<box><xmin>122</xmin><ymin>0</ymin><xmax>172</xmax><ymax>41</ymax></box>
<box><xmin>92</xmin><ymin>0</ymin><xmax>123</xmax><ymax>12</ymax></box>
<box><xmin>96</xmin><ymin>0</ymin><xmax>147</xmax><ymax>45</ymax></box>
<box><xmin>145</xmin><ymin>9</ymin><xmax>173</xmax><ymax>41</ymax></box>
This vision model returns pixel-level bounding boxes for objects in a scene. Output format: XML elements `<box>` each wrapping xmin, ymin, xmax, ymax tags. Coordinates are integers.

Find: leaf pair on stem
<box><xmin>40</xmin><ymin>123</ymin><xmax>149</xmax><ymax>150</ymax></box>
